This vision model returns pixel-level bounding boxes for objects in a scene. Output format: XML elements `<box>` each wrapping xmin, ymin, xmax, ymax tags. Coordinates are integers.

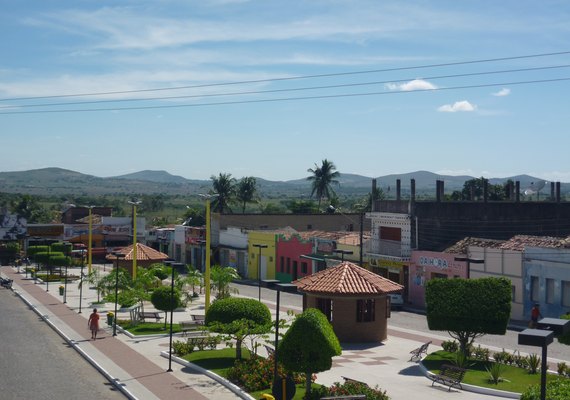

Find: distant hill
<box><xmin>0</xmin><ymin>167</ymin><xmax>566</xmax><ymax>197</ymax></box>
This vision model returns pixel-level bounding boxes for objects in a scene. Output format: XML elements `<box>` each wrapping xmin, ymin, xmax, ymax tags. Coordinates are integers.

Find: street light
<box><xmin>45</xmin><ymin>240</ymin><xmax>51</xmax><ymax>292</ymax></box>
<box><xmin>78</xmin><ymin>249</ymin><xmax>86</xmax><ymax>313</ymax></box>
<box><xmin>253</xmin><ymin>244</ymin><xmax>268</xmax><ymax>302</ymax></box>
<box><xmin>63</xmin><ymin>242</ymin><xmax>71</xmax><ymax>304</ymax></box>
<box><xmin>165</xmin><ymin>260</ymin><xmax>175</xmax><ymax>372</ymax></box>
<box><xmin>112</xmin><ymin>252</ymin><xmax>126</xmax><ymax>336</ymax></box>
<box><xmin>128</xmin><ymin>200</ymin><xmax>142</xmax><ymax>280</ymax></box>
<box><xmin>199</xmin><ymin>193</ymin><xmax>217</xmax><ymax>312</ymax></box>
<box><xmin>262</xmin><ymin>280</ymin><xmax>298</xmax><ymax>400</ymax></box>
<box><xmin>454</xmin><ymin>255</ymin><xmax>484</xmax><ymax>279</ymax></box>
<box><xmin>333</xmin><ymin>249</ymin><xmax>353</xmax><ymax>263</ymax></box>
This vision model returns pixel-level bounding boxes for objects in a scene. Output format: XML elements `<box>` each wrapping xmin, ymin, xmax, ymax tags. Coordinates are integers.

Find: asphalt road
<box><xmin>0</xmin><ymin>287</ymin><xmax>126</xmax><ymax>400</ymax></box>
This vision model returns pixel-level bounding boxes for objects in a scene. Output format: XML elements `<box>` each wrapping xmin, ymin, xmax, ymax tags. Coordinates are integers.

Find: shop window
<box><xmin>356</xmin><ymin>299</ymin><xmax>375</xmax><ymax>323</ymax></box>
<box><xmin>531</xmin><ymin>276</ymin><xmax>540</xmax><ymax>302</ymax></box>
<box><xmin>546</xmin><ymin>279</ymin><xmax>555</xmax><ymax>304</ymax></box>
<box><xmin>431</xmin><ymin>273</ymin><xmax>447</xmax><ymax>279</ymax></box>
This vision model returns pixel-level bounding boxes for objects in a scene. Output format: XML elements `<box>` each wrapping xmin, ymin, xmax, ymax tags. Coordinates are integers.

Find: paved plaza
<box><xmin>1</xmin><ymin>264</ymin><xmax>569</xmax><ymax>400</ymax></box>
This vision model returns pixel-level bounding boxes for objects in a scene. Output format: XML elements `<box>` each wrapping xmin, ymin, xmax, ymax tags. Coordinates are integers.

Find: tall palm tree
<box><xmin>306</xmin><ymin>159</ymin><xmax>340</xmax><ymax>211</ymax></box>
<box><xmin>210</xmin><ymin>173</ymin><xmax>236</xmax><ymax>213</ymax></box>
<box><xmin>236</xmin><ymin>176</ymin><xmax>258</xmax><ymax>213</ymax></box>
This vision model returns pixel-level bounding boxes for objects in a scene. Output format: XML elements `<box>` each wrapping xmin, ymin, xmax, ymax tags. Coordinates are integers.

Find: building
<box><xmin>219</xmin><ymin>227</ymin><xmax>248</xmax><ymax>277</ymax></box>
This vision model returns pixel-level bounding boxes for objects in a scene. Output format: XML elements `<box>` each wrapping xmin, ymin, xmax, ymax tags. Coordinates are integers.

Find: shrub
<box><xmin>557</xmin><ymin>362</ymin><xmax>567</xmax><ymax>376</ymax></box>
<box><xmin>473</xmin><ymin>345</ymin><xmax>490</xmax><ymax>362</ymax></box>
<box><xmin>493</xmin><ymin>349</ymin><xmax>510</xmax><ymax>364</ymax></box>
<box><xmin>486</xmin><ymin>362</ymin><xmax>504</xmax><ymax>384</ymax></box>
<box><xmin>526</xmin><ymin>354</ymin><xmax>541</xmax><ymax>374</ymax></box>
<box><xmin>312</xmin><ymin>381</ymin><xmax>389</xmax><ymax>400</ymax></box>
<box><xmin>172</xmin><ymin>340</ymin><xmax>195</xmax><ymax>356</ymax></box>
<box><xmin>441</xmin><ymin>340</ymin><xmax>459</xmax><ymax>353</ymax></box>
<box><xmin>226</xmin><ymin>354</ymin><xmax>304</xmax><ymax>392</ymax></box>
<box><xmin>521</xmin><ymin>378</ymin><xmax>570</xmax><ymax>400</ymax></box>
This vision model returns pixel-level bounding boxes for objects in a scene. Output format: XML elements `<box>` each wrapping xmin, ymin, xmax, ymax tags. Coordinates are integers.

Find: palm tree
<box><xmin>306</xmin><ymin>159</ymin><xmax>340</xmax><ymax>211</ymax></box>
<box><xmin>210</xmin><ymin>265</ymin><xmax>239</xmax><ymax>300</ymax></box>
<box><xmin>210</xmin><ymin>173</ymin><xmax>236</xmax><ymax>213</ymax></box>
<box><xmin>236</xmin><ymin>176</ymin><xmax>258</xmax><ymax>213</ymax></box>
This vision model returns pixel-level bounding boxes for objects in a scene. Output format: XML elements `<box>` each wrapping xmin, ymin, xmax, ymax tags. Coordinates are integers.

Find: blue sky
<box><xmin>1</xmin><ymin>1</ymin><xmax>569</xmax><ymax>182</ymax></box>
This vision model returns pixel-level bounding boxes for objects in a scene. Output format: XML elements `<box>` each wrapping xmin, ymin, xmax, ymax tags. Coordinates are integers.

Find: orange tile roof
<box><xmin>293</xmin><ymin>261</ymin><xmax>403</xmax><ymax>295</ymax></box>
<box><xmin>499</xmin><ymin>235</ymin><xmax>568</xmax><ymax>251</ymax></box>
<box><xmin>297</xmin><ymin>230</ymin><xmax>371</xmax><ymax>246</ymax></box>
<box><xmin>444</xmin><ymin>237</ymin><xmax>505</xmax><ymax>254</ymax></box>
<box><xmin>106</xmin><ymin>243</ymin><xmax>168</xmax><ymax>262</ymax></box>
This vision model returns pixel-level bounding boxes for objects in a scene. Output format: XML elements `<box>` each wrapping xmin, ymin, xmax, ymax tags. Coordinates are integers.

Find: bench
<box><xmin>179</xmin><ymin>320</ymin><xmax>201</xmax><ymax>336</ymax></box>
<box><xmin>191</xmin><ymin>314</ymin><xmax>205</xmax><ymax>325</ymax></box>
<box><xmin>409</xmin><ymin>341</ymin><xmax>431</xmax><ymax>361</ymax></box>
<box><xmin>429</xmin><ymin>363</ymin><xmax>467</xmax><ymax>391</ymax></box>
<box><xmin>187</xmin><ymin>335</ymin><xmax>220</xmax><ymax>351</ymax></box>
<box><xmin>139</xmin><ymin>311</ymin><xmax>163</xmax><ymax>322</ymax></box>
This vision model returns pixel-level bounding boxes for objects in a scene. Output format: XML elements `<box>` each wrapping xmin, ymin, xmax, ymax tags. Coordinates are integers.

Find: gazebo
<box><xmin>293</xmin><ymin>261</ymin><xmax>403</xmax><ymax>343</ymax></box>
<box><xmin>106</xmin><ymin>243</ymin><xmax>169</xmax><ymax>276</ymax></box>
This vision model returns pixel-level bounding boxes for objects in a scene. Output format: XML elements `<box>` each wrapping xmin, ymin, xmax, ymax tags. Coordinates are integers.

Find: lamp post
<box><xmin>128</xmin><ymin>200</ymin><xmax>142</xmax><ymax>280</ymax></box>
<box><xmin>112</xmin><ymin>252</ymin><xmax>125</xmax><ymax>336</ymax></box>
<box><xmin>262</xmin><ymin>281</ymin><xmax>298</xmax><ymax>400</ymax></box>
<box><xmin>78</xmin><ymin>249</ymin><xmax>86</xmax><ymax>313</ymax></box>
<box><xmin>166</xmin><ymin>260</ymin><xmax>175</xmax><ymax>372</ymax></box>
<box><xmin>45</xmin><ymin>240</ymin><xmax>51</xmax><ymax>292</ymax></box>
<box><xmin>333</xmin><ymin>249</ymin><xmax>353</xmax><ymax>263</ymax></box>
<box><xmin>253</xmin><ymin>244</ymin><xmax>268</xmax><ymax>302</ymax></box>
<box><xmin>454</xmin><ymin>255</ymin><xmax>484</xmax><ymax>279</ymax></box>
<box><xmin>63</xmin><ymin>242</ymin><xmax>71</xmax><ymax>304</ymax></box>
<box><xmin>519</xmin><ymin>318</ymin><xmax>570</xmax><ymax>400</ymax></box>
<box><xmin>199</xmin><ymin>194</ymin><xmax>217</xmax><ymax>312</ymax></box>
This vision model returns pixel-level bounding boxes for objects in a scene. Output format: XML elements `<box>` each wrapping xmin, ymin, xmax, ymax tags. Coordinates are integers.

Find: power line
<box><xmin>1</xmin><ymin>50</ymin><xmax>569</xmax><ymax>103</ymax></box>
<box><xmin>1</xmin><ymin>76</ymin><xmax>569</xmax><ymax>115</ymax></box>
<box><xmin>2</xmin><ymin>64</ymin><xmax>568</xmax><ymax>110</ymax></box>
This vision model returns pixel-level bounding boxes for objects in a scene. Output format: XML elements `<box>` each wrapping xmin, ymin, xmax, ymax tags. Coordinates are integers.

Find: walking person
<box><xmin>88</xmin><ymin>308</ymin><xmax>100</xmax><ymax>340</ymax></box>
<box><xmin>530</xmin><ymin>303</ymin><xmax>542</xmax><ymax>328</ymax></box>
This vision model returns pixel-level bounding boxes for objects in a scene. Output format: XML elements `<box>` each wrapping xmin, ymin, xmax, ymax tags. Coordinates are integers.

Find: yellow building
<box><xmin>247</xmin><ymin>229</ymin><xmax>295</xmax><ymax>280</ymax></box>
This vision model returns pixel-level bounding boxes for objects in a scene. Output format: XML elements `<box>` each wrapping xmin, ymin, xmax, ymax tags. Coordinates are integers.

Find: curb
<box><xmin>160</xmin><ymin>351</ymin><xmax>256</xmax><ymax>400</ymax></box>
<box><xmin>12</xmin><ymin>287</ymin><xmax>139</xmax><ymax>400</ymax></box>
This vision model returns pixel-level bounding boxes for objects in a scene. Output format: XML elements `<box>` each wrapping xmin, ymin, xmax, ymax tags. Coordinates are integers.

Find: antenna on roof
<box><xmin>522</xmin><ymin>181</ymin><xmax>547</xmax><ymax>200</ymax></box>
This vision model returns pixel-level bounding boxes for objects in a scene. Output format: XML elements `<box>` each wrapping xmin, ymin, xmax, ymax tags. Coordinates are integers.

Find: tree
<box><xmin>451</xmin><ymin>177</ymin><xmax>508</xmax><ymax>201</ymax></box>
<box><xmin>210</xmin><ymin>265</ymin><xmax>239</xmax><ymax>300</ymax></box>
<box><xmin>306</xmin><ymin>159</ymin><xmax>340</xmax><ymax>211</ymax></box>
<box><xmin>150</xmin><ymin>285</ymin><xmax>182</xmax><ymax>329</ymax></box>
<box><xmin>283</xmin><ymin>199</ymin><xmax>318</xmax><ymax>214</ymax></box>
<box><xmin>426</xmin><ymin>277</ymin><xmax>511</xmax><ymax>356</ymax></box>
<box><xmin>236</xmin><ymin>177</ymin><xmax>258</xmax><ymax>213</ymax></box>
<box><xmin>205</xmin><ymin>297</ymin><xmax>272</xmax><ymax>360</ymax></box>
<box><xmin>182</xmin><ymin>207</ymin><xmax>205</xmax><ymax>226</ymax></box>
<box><xmin>210</xmin><ymin>173</ymin><xmax>236</xmax><ymax>213</ymax></box>
<box><xmin>278</xmin><ymin>308</ymin><xmax>342</xmax><ymax>396</ymax></box>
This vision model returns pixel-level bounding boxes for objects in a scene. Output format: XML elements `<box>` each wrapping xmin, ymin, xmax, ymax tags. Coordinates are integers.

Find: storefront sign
<box><xmin>418</xmin><ymin>256</ymin><xmax>448</xmax><ymax>270</ymax></box>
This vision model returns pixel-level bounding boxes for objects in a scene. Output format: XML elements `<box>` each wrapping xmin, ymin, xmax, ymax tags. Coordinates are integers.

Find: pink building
<box><xmin>408</xmin><ymin>251</ymin><xmax>467</xmax><ymax>308</ymax></box>
<box><xmin>276</xmin><ymin>233</ymin><xmax>313</xmax><ymax>283</ymax></box>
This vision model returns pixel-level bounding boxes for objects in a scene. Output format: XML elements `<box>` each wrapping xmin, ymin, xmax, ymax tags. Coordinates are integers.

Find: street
<box><xmin>0</xmin><ymin>287</ymin><xmax>126</xmax><ymax>400</ymax></box>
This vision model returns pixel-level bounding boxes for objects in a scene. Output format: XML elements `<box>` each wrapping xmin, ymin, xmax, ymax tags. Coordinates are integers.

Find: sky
<box><xmin>1</xmin><ymin>1</ymin><xmax>570</xmax><ymax>182</ymax></box>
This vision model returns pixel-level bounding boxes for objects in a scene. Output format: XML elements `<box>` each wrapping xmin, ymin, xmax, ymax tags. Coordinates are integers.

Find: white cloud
<box><xmin>492</xmin><ymin>88</ymin><xmax>511</xmax><ymax>97</ymax></box>
<box><xmin>437</xmin><ymin>100</ymin><xmax>476</xmax><ymax>113</ymax></box>
<box><xmin>386</xmin><ymin>79</ymin><xmax>437</xmax><ymax>92</ymax></box>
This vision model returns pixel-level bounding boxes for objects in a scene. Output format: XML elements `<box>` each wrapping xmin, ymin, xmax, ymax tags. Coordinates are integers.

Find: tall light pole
<box><xmin>112</xmin><ymin>252</ymin><xmax>125</xmax><ymax>336</ymax></box>
<box><xmin>63</xmin><ymin>242</ymin><xmax>71</xmax><ymax>304</ymax></box>
<box><xmin>78</xmin><ymin>249</ymin><xmax>86</xmax><ymax>314</ymax></box>
<box><xmin>84</xmin><ymin>205</ymin><xmax>95</xmax><ymax>274</ymax></box>
<box><xmin>199</xmin><ymin>194</ymin><xmax>217</xmax><ymax>312</ymax></box>
<box><xmin>128</xmin><ymin>200</ymin><xmax>142</xmax><ymax>280</ymax></box>
<box><xmin>253</xmin><ymin>244</ymin><xmax>268</xmax><ymax>302</ymax></box>
<box><xmin>45</xmin><ymin>240</ymin><xmax>51</xmax><ymax>292</ymax></box>
<box><xmin>167</xmin><ymin>260</ymin><xmax>175</xmax><ymax>372</ymax></box>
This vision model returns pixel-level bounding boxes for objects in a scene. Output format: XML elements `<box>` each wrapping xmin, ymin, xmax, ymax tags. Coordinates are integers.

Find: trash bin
<box><xmin>107</xmin><ymin>313</ymin><xmax>114</xmax><ymax>325</ymax></box>
<box><xmin>59</xmin><ymin>286</ymin><xmax>64</xmax><ymax>296</ymax></box>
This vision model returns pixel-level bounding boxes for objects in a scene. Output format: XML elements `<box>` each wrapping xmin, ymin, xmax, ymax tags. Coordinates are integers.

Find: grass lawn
<box><xmin>424</xmin><ymin>350</ymin><xmax>564</xmax><ymax>393</ymax></box>
<box><xmin>183</xmin><ymin>348</ymin><xmax>323</xmax><ymax>400</ymax></box>
<box><xmin>118</xmin><ymin>321</ymin><xmax>186</xmax><ymax>335</ymax></box>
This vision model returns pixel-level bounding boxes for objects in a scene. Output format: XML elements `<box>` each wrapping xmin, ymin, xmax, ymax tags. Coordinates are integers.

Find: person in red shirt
<box><xmin>530</xmin><ymin>304</ymin><xmax>542</xmax><ymax>328</ymax></box>
<box><xmin>88</xmin><ymin>308</ymin><xmax>100</xmax><ymax>340</ymax></box>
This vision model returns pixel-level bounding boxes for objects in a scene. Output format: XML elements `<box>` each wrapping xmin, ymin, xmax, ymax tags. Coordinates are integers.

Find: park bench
<box><xmin>190</xmin><ymin>314</ymin><xmax>205</xmax><ymax>325</ymax></box>
<box><xmin>428</xmin><ymin>363</ymin><xmax>467</xmax><ymax>391</ymax></box>
<box><xmin>139</xmin><ymin>311</ymin><xmax>163</xmax><ymax>322</ymax></box>
<box><xmin>409</xmin><ymin>341</ymin><xmax>431</xmax><ymax>361</ymax></box>
<box><xmin>179</xmin><ymin>320</ymin><xmax>202</xmax><ymax>336</ymax></box>
<box><xmin>186</xmin><ymin>335</ymin><xmax>219</xmax><ymax>351</ymax></box>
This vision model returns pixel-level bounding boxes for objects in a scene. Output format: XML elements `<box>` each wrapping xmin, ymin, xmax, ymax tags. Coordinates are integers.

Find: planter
<box><xmin>107</xmin><ymin>315</ymin><xmax>114</xmax><ymax>325</ymax></box>
<box><xmin>59</xmin><ymin>286</ymin><xmax>64</xmax><ymax>296</ymax></box>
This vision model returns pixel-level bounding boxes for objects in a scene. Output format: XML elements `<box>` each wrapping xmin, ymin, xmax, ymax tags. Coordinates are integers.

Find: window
<box><xmin>531</xmin><ymin>276</ymin><xmax>540</xmax><ymax>302</ymax></box>
<box><xmin>286</xmin><ymin>258</ymin><xmax>291</xmax><ymax>273</ymax></box>
<box><xmin>563</xmin><ymin>281</ymin><xmax>570</xmax><ymax>307</ymax></box>
<box><xmin>293</xmin><ymin>261</ymin><xmax>298</xmax><ymax>275</ymax></box>
<box><xmin>280</xmin><ymin>256</ymin><xmax>284</xmax><ymax>273</ymax></box>
<box><xmin>301</xmin><ymin>262</ymin><xmax>308</xmax><ymax>274</ymax></box>
<box><xmin>317</xmin><ymin>298</ymin><xmax>332</xmax><ymax>321</ymax></box>
<box><xmin>431</xmin><ymin>273</ymin><xmax>447</xmax><ymax>280</ymax></box>
<box><xmin>546</xmin><ymin>279</ymin><xmax>555</xmax><ymax>304</ymax></box>
<box><xmin>356</xmin><ymin>299</ymin><xmax>375</xmax><ymax>322</ymax></box>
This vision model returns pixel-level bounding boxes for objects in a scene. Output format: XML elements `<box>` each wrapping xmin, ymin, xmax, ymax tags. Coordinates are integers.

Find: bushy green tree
<box><xmin>205</xmin><ymin>297</ymin><xmax>272</xmax><ymax>360</ymax></box>
<box><xmin>426</xmin><ymin>277</ymin><xmax>511</xmax><ymax>355</ymax></box>
<box><xmin>150</xmin><ymin>286</ymin><xmax>182</xmax><ymax>328</ymax></box>
<box><xmin>278</xmin><ymin>308</ymin><xmax>342</xmax><ymax>396</ymax></box>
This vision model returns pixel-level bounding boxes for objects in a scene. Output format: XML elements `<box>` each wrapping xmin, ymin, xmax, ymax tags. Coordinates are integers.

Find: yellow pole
<box><xmin>132</xmin><ymin>204</ymin><xmax>137</xmax><ymax>280</ymax></box>
<box><xmin>88</xmin><ymin>207</ymin><xmax>93</xmax><ymax>274</ymax></box>
<box><xmin>205</xmin><ymin>199</ymin><xmax>211</xmax><ymax>311</ymax></box>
